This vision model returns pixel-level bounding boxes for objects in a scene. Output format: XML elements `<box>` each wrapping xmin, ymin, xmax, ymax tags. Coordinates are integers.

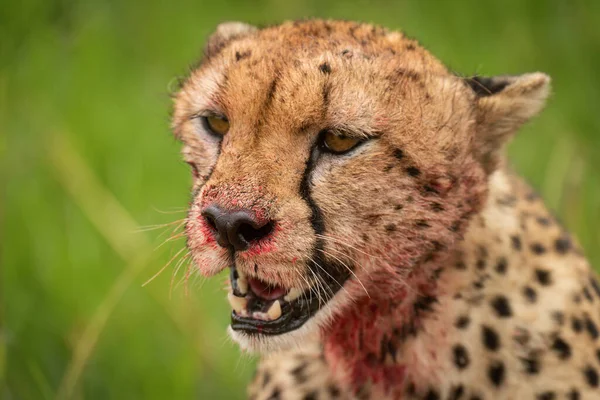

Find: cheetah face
<box><xmin>171</xmin><ymin>20</ymin><xmax>548</xmax><ymax>352</ymax></box>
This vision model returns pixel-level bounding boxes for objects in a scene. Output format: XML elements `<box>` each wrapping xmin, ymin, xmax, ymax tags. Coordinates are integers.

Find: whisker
<box><xmin>135</xmin><ymin>218</ymin><xmax>186</xmax><ymax>233</ymax></box>
<box><xmin>170</xmin><ymin>252</ymin><xmax>191</xmax><ymax>298</ymax></box>
<box><xmin>319</xmin><ymin>248</ymin><xmax>369</xmax><ymax>298</ymax></box>
<box><xmin>323</xmin><ymin>246</ymin><xmax>370</xmax><ymax>274</ymax></box>
<box><xmin>151</xmin><ymin>206</ymin><xmax>188</xmax><ymax>214</ymax></box>
<box><xmin>306</xmin><ymin>255</ymin><xmax>338</xmax><ymax>300</ymax></box>
<box><xmin>154</xmin><ymin>231</ymin><xmax>186</xmax><ymax>251</ymax></box>
<box><xmin>142</xmin><ymin>246</ymin><xmax>188</xmax><ymax>287</ymax></box>
<box><xmin>291</xmin><ymin>269</ymin><xmax>314</xmax><ymax>309</ymax></box>
<box><xmin>315</xmin><ymin>233</ymin><xmax>381</xmax><ymax>260</ymax></box>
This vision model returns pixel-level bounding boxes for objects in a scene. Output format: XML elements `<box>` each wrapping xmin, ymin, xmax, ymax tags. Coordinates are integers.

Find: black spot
<box><xmin>490</xmin><ymin>295</ymin><xmax>512</xmax><ymax>318</ymax></box>
<box><xmin>384</xmin><ymin>336</ymin><xmax>397</xmax><ymax>362</ymax></box>
<box><xmin>423</xmin><ymin>184</ymin><xmax>438</xmax><ymax>194</ymax></box>
<box><xmin>450</xmin><ymin>221</ymin><xmax>461</xmax><ymax>232</ymax></box>
<box><xmin>511</xmin><ymin>235</ymin><xmax>522</xmax><ymax>250</ymax></box>
<box><xmin>406</xmin><ymin>166</ymin><xmax>421</xmax><ymax>177</ymax></box>
<box><xmin>431</xmin><ymin>202</ymin><xmax>444</xmax><ymax>212</ymax></box>
<box><xmin>521</xmin><ymin>356</ymin><xmax>540</xmax><ymax>374</ymax></box>
<box><xmin>476</xmin><ymin>259</ymin><xmax>486</xmax><ymax>270</ymax></box>
<box><xmin>385</xmin><ymin>223</ymin><xmax>396</xmax><ymax>232</ymax></box>
<box><xmin>261</xmin><ymin>370</ymin><xmax>271</xmax><ymax>387</ymax></box>
<box><xmin>526</xmin><ymin>191</ymin><xmax>540</xmax><ymax>201</ymax></box>
<box><xmin>365</xmin><ymin>352</ymin><xmax>378</xmax><ymax>366</ymax></box>
<box><xmin>535</xmin><ymin>269</ymin><xmax>552</xmax><ymax>286</ymax></box>
<box><xmin>554</xmin><ymin>236</ymin><xmax>571</xmax><ymax>254</ymax></box>
<box><xmin>551</xmin><ymin>311</ymin><xmax>565</xmax><ymax>325</ymax></box>
<box><xmin>455</xmin><ymin>315</ymin><xmax>470</xmax><ymax>329</ymax></box>
<box><xmin>590</xmin><ymin>277</ymin><xmax>600</xmax><ymax>298</ymax></box>
<box><xmin>530</xmin><ymin>243</ymin><xmax>546</xmax><ymax>255</ymax></box>
<box><xmin>572</xmin><ymin>317</ymin><xmax>583</xmax><ymax>333</ymax></box>
<box><xmin>523</xmin><ymin>286</ymin><xmax>537</xmax><ymax>303</ymax></box>
<box><xmin>424</xmin><ymin>389</ymin><xmax>440</xmax><ymax>400</ymax></box>
<box><xmin>393</xmin><ymin>148</ymin><xmax>404</xmax><ymax>160</ymax></box>
<box><xmin>321</xmin><ymin>82</ymin><xmax>331</xmax><ymax>109</ymax></box>
<box><xmin>551</xmin><ymin>336</ymin><xmax>571</xmax><ymax>359</ymax></box>
<box><xmin>328</xmin><ymin>385</ymin><xmax>341</xmax><ymax>398</ymax></box>
<box><xmin>453</xmin><ymin>344</ymin><xmax>470</xmax><ymax>369</ymax></box>
<box><xmin>264</xmin><ymin>75</ymin><xmax>279</xmax><ymax>106</ymax></box>
<box><xmin>291</xmin><ymin>361</ymin><xmax>309</xmax><ymax>384</ymax></box>
<box><xmin>267</xmin><ymin>387</ymin><xmax>281</xmax><ymax>400</ymax></box>
<box><xmin>584</xmin><ymin>365</ymin><xmax>599</xmax><ymax>387</ymax></box>
<box><xmin>416</xmin><ymin>220</ymin><xmax>430</xmax><ymax>229</ymax></box>
<box><xmin>584</xmin><ymin>286</ymin><xmax>593</xmax><ymax>302</ymax></box>
<box><xmin>455</xmin><ymin>261</ymin><xmax>467</xmax><ymax>270</ymax></box>
<box><xmin>394</xmin><ymin>204</ymin><xmax>403</xmax><ymax>211</ymax></box>
<box><xmin>585</xmin><ymin>317</ymin><xmax>599</xmax><ymax>339</ymax></box>
<box><xmin>406</xmin><ymin>43</ymin><xmax>416</xmax><ymax>50</ymax></box>
<box><xmin>597</xmin><ymin>348</ymin><xmax>600</xmax><ymax>364</ymax></box>
<box><xmin>536</xmin><ymin>392</ymin><xmax>556</xmax><ymax>400</ymax></box>
<box><xmin>303</xmin><ymin>392</ymin><xmax>318</xmax><ymax>400</ymax></box>
<box><xmin>391</xmin><ymin>68</ymin><xmax>420</xmax><ymax>82</ymax></box>
<box><xmin>536</xmin><ymin>216</ymin><xmax>552</xmax><ymax>226</ymax></box>
<box><xmin>567</xmin><ymin>389</ymin><xmax>580</xmax><ymax>400</ymax></box>
<box><xmin>495</xmin><ymin>257</ymin><xmax>508</xmax><ymax>274</ymax></box>
<box><xmin>488</xmin><ymin>360</ymin><xmax>505</xmax><ymax>386</ymax></box>
<box><xmin>414</xmin><ymin>295</ymin><xmax>437</xmax><ymax>314</ymax></box>
<box><xmin>405</xmin><ymin>381</ymin><xmax>416</xmax><ymax>395</ymax></box>
<box><xmin>319</xmin><ymin>62</ymin><xmax>332</xmax><ymax>74</ymax></box>
<box><xmin>234</xmin><ymin>50</ymin><xmax>251</xmax><ymax>61</ymax></box>
<box><xmin>449</xmin><ymin>385</ymin><xmax>464</xmax><ymax>400</ymax></box>
<box><xmin>482</xmin><ymin>325</ymin><xmax>501</xmax><ymax>351</ymax></box>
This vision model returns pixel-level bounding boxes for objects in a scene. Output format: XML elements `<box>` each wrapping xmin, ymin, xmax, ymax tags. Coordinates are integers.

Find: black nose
<box><xmin>201</xmin><ymin>205</ymin><xmax>274</xmax><ymax>251</ymax></box>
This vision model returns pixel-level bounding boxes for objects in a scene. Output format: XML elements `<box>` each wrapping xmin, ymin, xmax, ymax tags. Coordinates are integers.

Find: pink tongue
<box><xmin>248</xmin><ymin>278</ymin><xmax>287</xmax><ymax>300</ymax></box>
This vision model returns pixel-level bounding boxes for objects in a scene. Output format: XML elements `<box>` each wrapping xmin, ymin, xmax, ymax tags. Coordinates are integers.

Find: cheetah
<box><xmin>171</xmin><ymin>19</ymin><xmax>600</xmax><ymax>399</ymax></box>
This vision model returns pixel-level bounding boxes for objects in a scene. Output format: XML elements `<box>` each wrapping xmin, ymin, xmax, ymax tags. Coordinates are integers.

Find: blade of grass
<box><xmin>48</xmin><ymin>132</ymin><xmax>214</xmax><ymax>400</ymax></box>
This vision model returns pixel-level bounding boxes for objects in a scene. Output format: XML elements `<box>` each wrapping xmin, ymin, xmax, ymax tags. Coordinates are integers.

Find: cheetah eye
<box><xmin>203</xmin><ymin>115</ymin><xmax>230</xmax><ymax>136</ymax></box>
<box><xmin>320</xmin><ymin>130</ymin><xmax>363</xmax><ymax>154</ymax></box>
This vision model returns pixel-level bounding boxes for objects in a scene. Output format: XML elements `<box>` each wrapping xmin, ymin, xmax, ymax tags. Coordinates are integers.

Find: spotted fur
<box><xmin>171</xmin><ymin>19</ymin><xmax>599</xmax><ymax>399</ymax></box>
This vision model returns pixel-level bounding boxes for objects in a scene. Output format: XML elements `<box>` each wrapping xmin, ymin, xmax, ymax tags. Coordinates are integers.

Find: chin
<box><xmin>226</xmin><ymin>265</ymin><xmax>354</xmax><ymax>354</ymax></box>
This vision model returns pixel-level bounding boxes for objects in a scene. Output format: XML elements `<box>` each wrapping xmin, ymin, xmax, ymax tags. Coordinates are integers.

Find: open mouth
<box><xmin>227</xmin><ymin>265</ymin><xmax>347</xmax><ymax>335</ymax></box>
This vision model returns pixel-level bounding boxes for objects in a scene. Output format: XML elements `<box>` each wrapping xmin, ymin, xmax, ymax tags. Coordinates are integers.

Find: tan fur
<box><xmin>172</xmin><ymin>19</ymin><xmax>599</xmax><ymax>399</ymax></box>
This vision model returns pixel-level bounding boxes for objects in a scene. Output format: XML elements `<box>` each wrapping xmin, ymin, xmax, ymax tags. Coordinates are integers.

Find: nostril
<box><xmin>202</xmin><ymin>212</ymin><xmax>218</xmax><ymax>232</ymax></box>
<box><xmin>238</xmin><ymin>221</ymin><xmax>274</xmax><ymax>244</ymax></box>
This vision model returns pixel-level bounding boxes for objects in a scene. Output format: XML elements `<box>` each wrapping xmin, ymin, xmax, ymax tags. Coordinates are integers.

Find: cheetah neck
<box><xmin>321</xmin><ymin>256</ymin><xmax>445</xmax><ymax>396</ymax></box>
<box><xmin>320</xmin><ymin>170</ymin><xmax>517</xmax><ymax>396</ymax></box>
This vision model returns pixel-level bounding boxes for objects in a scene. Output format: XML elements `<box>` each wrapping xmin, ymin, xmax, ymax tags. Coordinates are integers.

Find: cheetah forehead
<box><xmin>205</xmin><ymin>19</ymin><xmax>449</xmax><ymax>74</ymax></box>
<box><xmin>174</xmin><ymin>20</ymin><xmax>479</xmax><ymax>153</ymax></box>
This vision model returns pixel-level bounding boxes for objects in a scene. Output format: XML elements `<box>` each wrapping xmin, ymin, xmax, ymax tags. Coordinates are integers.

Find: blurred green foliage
<box><xmin>1</xmin><ymin>0</ymin><xmax>599</xmax><ymax>398</ymax></box>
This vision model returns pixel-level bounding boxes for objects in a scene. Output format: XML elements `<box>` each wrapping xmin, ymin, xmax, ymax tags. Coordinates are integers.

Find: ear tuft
<box><xmin>471</xmin><ymin>72</ymin><xmax>551</xmax><ymax>173</ymax></box>
<box><xmin>205</xmin><ymin>21</ymin><xmax>258</xmax><ymax>57</ymax></box>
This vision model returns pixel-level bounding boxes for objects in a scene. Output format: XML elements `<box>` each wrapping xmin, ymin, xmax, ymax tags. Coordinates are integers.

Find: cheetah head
<box><xmin>172</xmin><ymin>20</ymin><xmax>550</xmax><ymax>353</ymax></box>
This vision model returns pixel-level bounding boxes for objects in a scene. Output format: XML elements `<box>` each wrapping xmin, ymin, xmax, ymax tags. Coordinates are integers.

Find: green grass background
<box><xmin>2</xmin><ymin>0</ymin><xmax>599</xmax><ymax>398</ymax></box>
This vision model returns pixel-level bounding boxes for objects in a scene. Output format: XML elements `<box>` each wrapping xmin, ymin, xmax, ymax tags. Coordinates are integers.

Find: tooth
<box><xmin>227</xmin><ymin>292</ymin><xmax>248</xmax><ymax>314</ymax></box>
<box><xmin>267</xmin><ymin>300</ymin><xmax>282</xmax><ymax>320</ymax></box>
<box><xmin>237</xmin><ymin>276</ymin><xmax>248</xmax><ymax>295</ymax></box>
<box><xmin>284</xmin><ymin>288</ymin><xmax>302</xmax><ymax>302</ymax></box>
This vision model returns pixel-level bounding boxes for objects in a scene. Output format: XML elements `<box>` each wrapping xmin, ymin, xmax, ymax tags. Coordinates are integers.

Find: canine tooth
<box><xmin>284</xmin><ymin>288</ymin><xmax>302</xmax><ymax>302</ymax></box>
<box><xmin>237</xmin><ymin>276</ymin><xmax>248</xmax><ymax>295</ymax></box>
<box><xmin>267</xmin><ymin>300</ymin><xmax>282</xmax><ymax>320</ymax></box>
<box><xmin>227</xmin><ymin>292</ymin><xmax>248</xmax><ymax>314</ymax></box>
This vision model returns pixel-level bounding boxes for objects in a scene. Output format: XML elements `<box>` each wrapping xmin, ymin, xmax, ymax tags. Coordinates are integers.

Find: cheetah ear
<box><xmin>468</xmin><ymin>72</ymin><xmax>551</xmax><ymax>172</ymax></box>
<box><xmin>205</xmin><ymin>22</ymin><xmax>258</xmax><ymax>57</ymax></box>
